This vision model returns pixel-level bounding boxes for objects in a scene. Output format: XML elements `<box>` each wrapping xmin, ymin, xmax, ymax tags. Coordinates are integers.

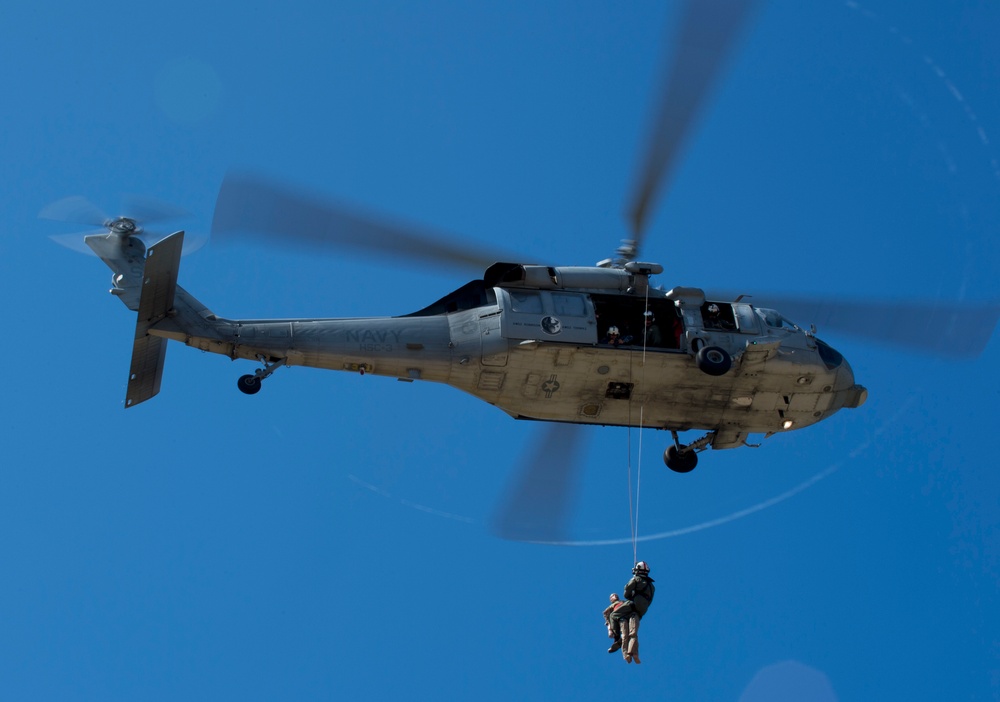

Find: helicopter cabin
<box><xmin>403</xmin><ymin>263</ymin><xmax>764</xmax><ymax>359</ymax></box>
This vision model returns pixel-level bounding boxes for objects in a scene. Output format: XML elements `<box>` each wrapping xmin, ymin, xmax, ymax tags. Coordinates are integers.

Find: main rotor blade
<box><xmin>211</xmin><ymin>172</ymin><xmax>519</xmax><ymax>272</ymax></box>
<box><xmin>626</xmin><ymin>0</ymin><xmax>761</xmax><ymax>243</ymax></box>
<box><xmin>491</xmin><ymin>423</ymin><xmax>587</xmax><ymax>543</ymax></box>
<box><xmin>713</xmin><ymin>293</ymin><xmax>1000</xmax><ymax>358</ymax></box>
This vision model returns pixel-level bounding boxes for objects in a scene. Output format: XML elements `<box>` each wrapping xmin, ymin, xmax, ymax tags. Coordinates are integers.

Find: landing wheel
<box><xmin>696</xmin><ymin>346</ymin><xmax>731</xmax><ymax>376</ymax></box>
<box><xmin>664</xmin><ymin>445</ymin><xmax>698</xmax><ymax>473</ymax></box>
<box><xmin>237</xmin><ymin>374</ymin><xmax>262</xmax><ymax>395</ymax></box>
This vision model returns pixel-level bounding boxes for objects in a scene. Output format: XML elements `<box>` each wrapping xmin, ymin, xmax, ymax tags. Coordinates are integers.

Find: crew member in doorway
<box><xmin>642</xmin><ymin>311</ymin><xmax>661</xmax><ymax>347</ymax></box>
<box><xmin>610</xmin><ymin>561</ymin><xmax>655</xmax><ymax>664</ymax></box>
<box><xmin>601</xmin><ymin>326</ymin><xmax>632</xmax><ymax>347</ymax></box>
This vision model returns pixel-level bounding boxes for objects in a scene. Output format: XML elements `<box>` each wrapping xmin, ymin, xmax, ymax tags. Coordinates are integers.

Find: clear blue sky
<box><xmin>3</xmin><ymin>1</ymin><xmax>999</xmax><ymax>699</ymax></box>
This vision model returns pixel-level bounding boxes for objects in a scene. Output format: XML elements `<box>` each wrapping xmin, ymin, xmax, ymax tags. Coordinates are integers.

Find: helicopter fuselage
<box><xmin>214</xmin><ymin>282</ymin><xmax>862</xmax><ymax>449</ymax></box>
<box><xmin>96</xmin><ymin>232</ymin><xmax>865</xmax><ymax>458</ymax></box>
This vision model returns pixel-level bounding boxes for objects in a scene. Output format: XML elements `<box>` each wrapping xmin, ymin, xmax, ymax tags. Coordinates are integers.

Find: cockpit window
<box><xmin>756</xmin><ymin>307</ymin><xmax>800</xmax><ymax>330</ymax></box>
<box><xmin>815</xmin><ymin>338</ymin><xmax>843</xmax><ymax>369</ymax></box>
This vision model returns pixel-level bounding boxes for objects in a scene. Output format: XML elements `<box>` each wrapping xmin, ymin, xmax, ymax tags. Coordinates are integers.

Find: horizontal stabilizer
<box><xmin>125</xmin><ymin>232</ymin><xmax>184</xmax><ymax>407</ymax></box>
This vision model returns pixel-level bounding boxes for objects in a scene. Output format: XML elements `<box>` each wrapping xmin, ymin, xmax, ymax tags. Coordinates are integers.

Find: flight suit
<box><xmin>603</xmin><ymin>595</ymin><xmax>624</xmax><ymax>651</ymax></box>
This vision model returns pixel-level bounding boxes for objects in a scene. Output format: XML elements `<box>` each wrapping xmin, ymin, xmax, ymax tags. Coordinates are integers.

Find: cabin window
<box><xmin>552</xmin><ymin>293</ymin><xmax>586</xmax><ymax>317</ymax></box>
<box><xmin>497</xmin><ymin>288</ymin><xmax>597</xmax><ymax>344</ymax></box>
<box><xmin>509</xmin><ymin>291</ymin><xmax>543</xmax><ymax>314</ymax></box>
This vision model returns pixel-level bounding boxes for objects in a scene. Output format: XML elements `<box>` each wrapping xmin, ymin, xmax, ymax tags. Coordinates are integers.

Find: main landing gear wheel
<box><xmin>237</xmin><ymin>374</ymin><xmax>262</xmax><ymax>395</ymax></box>
<box><xmin>696</xmin><ymin>346</ymin><xmax>732</xmax><ymax>376</ymax></box>
<box><xmin>664</xmin><ymin>445</ymin><xmax>698</xmax><ymax>473</ymax></box>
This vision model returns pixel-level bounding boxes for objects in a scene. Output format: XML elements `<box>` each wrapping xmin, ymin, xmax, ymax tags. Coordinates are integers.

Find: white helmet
<box><xmin>633</xmin><ymin>561</ymin><xmax>650</xmax><ymax>575</ymax></box>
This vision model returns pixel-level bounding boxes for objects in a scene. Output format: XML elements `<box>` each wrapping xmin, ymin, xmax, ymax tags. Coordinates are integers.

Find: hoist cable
<box><xmin>635</xmin><ymin>406</ymin><xmax>644</xmax><ymax>565</ymax></box>
<box><xmin>633</xmin><ymin>286</ymin><xmax>652</xmax><ymax>563</ymax></box>
<box><xmin>624</xmin><ymin>287</ymin><xmax>654</xmax><ymax>565</ymax></box>
<box><xmin>626</xmin><ymin>355</ymin><xmax>636</xmax><ymax>557</ymax></box>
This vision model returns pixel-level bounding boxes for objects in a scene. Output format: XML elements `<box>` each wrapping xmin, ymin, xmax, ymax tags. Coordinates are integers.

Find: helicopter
<box><xmin>52</xmin><ymin>0</ymin><xmax>998</xmax><ymax>483</ymax></box>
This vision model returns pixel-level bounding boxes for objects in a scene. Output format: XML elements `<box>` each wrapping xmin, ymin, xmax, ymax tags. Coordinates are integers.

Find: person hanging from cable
<box><xmin>609</xmin><ymin>561</ymin><xmax>655</xmax><ymax>664</ymax></box>
<box><xmin>603</xmin><ymin>593</ymin><xmax>626</xmax><ymax>653</ymax></box>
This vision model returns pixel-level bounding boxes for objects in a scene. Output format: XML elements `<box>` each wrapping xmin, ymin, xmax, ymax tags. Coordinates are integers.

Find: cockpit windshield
<box><xmin>755</xmin><ymin>307</ymin><xmax>801</xmax><ymax>331</ymax></box>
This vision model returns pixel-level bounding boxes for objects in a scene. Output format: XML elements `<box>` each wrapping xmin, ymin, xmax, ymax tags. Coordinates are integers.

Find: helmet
<box><xmin>609</xmin><ymin>593</ymin><xmax>619</xmax><ymax>603</ymax></box>
<box><xmin>643</xmin><ymin>311</ymin><xmax>655</xmax><ymax>322</ymax></box>
<box><xmin>633</xmin><ymin>561</ymin><xmax>649</xmax><ymax>575</ymax></box>
<box><xmin>608</xmin><ymin>326</ymin><xmax>620</xmax><ymax>335</ymax></box>
<box><xmin>707</xmin><ymin>303</ymin><xmax>720</xmax><ymax>315</ymax></box>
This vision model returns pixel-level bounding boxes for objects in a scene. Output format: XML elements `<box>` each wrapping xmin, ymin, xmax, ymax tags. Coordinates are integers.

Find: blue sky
<box><xmin>2</xmin><ymin>1</ymin><xmax>999</xmax><ymax>699</ymax></box>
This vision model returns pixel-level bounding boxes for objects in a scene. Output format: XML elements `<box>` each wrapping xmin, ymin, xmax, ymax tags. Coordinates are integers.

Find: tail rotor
<box><xmin>41</xmin><ymin>194</ymin><xmax>204</xmax><ymax>254</ymax></box>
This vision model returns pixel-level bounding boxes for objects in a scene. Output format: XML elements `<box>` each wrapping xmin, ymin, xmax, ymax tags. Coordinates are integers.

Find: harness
<box><xmin>630</xmin><ymin>577</ymin><xmax>655</xmax><ymax>616</ymax></box>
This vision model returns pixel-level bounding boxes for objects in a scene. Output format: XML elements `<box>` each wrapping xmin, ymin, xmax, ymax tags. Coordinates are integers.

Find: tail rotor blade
<box><xmin>49</xmin><ymin>229</ymin><xmax>108</xmax><ymax>255</ymax></box>
<box><xmin>139</xmin><ymin>228</ymin><xmax>208</xmax><ymax>256</ymax></box>
<box><xmin>120</xmin><ymin>194</ymin><xmax>190</xmax><ymax>223</ymax></box>
<box><xmin>39</xmin><ymin>196</ymin><xmax>109</xmax><ymax>228</ymax></box>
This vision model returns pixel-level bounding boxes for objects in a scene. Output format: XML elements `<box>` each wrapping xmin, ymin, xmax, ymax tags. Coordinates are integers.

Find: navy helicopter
<box><xmin>50</xmin><ymin>0</ymin><xmax>998</xmax><ymax>489</ymax></box>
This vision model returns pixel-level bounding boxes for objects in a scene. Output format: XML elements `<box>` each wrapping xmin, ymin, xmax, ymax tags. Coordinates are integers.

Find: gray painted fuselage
<box><xmin>88</xmin><ymin>229</ymin><xmax>866</xmax><ymax>452</ymax></box>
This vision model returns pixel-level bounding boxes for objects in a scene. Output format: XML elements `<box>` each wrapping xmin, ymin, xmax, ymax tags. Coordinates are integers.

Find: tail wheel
<box><xmin>237</xmin><ymin>374</ymin><xmax>262</xmax><ymax>395</ymax></box>
<box><xmin>696</xmin><ymin>346</ymin><xmax>731</xmax><ymax>376</ymax></box>
<box><xmin>664</xmin><ymin>445</ymin><xmax>698</xmax><ymax>473</ymax></box>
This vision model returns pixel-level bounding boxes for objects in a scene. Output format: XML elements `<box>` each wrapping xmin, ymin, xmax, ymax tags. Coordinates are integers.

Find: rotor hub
<box><xmin>109</xmin><ymin>217</ymin><xmax>138</xmax><ymax>235</ymax></box>
<box><xmin>597</xmin><ymin>239</ymin><xmax>648</xmax><ymax>269</ymax></box>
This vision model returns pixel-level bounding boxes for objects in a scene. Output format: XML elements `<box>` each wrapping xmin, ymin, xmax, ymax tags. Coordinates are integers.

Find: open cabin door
<box><xmin>495</xmin><ymin>289</ymin><xmax>598</xmax><ymax>344</ymax></box>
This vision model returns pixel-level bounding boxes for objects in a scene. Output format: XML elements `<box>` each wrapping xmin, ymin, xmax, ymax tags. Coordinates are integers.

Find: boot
<box><xmin>626</xmin><ymin>637</ymin><xmax>640</xmax><ymax>664</ymax></box>
<box><xmin>607</xmin><ymin>640</ymin><xmax>621</xmax><ymax>653</ymax></box>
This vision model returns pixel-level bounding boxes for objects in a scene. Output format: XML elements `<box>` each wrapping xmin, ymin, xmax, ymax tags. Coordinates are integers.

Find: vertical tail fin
<box><xmin>125</xmin><ymin>232</ymin><xmax>184</xmax><ymax>408</ymax></box>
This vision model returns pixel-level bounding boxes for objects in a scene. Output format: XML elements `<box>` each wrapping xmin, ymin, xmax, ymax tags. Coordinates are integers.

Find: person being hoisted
<box><xmin>609</xmin><ymin>561</ymin><xmax>655</xmax><ymax>664</ymax></box>
<box><xmin>603</xmin><ymin>593</ymin><xmax>625</xmax><ymax>653</ymax></box>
